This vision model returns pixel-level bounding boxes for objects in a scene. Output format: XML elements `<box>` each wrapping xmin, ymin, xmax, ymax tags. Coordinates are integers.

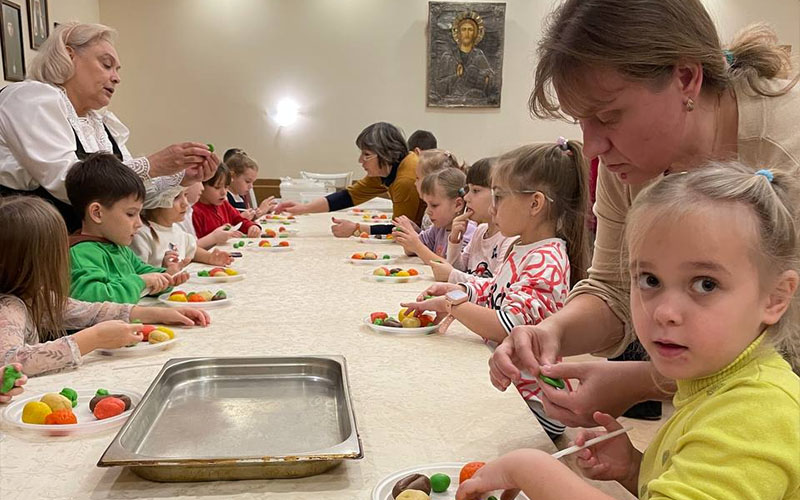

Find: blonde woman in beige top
<box><xmin>489</xmin><ymin>0</ymin><xmax>800</xmax><ymax>428</ymax></box>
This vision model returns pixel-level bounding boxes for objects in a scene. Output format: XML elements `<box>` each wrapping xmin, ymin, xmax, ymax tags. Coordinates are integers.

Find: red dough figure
<box><xmin>93</xmin><ymin>397</ymin><xmax>126</xmax><ymax>420</ymax></box>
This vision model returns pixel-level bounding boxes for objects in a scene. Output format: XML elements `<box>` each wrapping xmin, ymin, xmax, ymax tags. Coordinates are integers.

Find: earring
<box><xmin>685</xmin><ymin>97</ymin><xmax>695</xmax><ymax>112</ymax></box>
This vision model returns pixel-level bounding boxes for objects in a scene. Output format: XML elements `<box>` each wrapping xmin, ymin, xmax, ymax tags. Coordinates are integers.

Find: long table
<box><xmin>0</xmin><ymin>213</ymin><xmax>633</xmax><ymax>499</ymax></box>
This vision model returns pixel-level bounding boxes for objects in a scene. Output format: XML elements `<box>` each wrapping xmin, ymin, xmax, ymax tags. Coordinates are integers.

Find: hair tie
<box><xmin>755</xmin><ymin>169</ymin><xmax>774</xmax><ymax>183</ymax></box>
<box><xmin>556</xmin><ymin>136</ymin><xmax>573</xmax><ymax>156</ymax></box>
<box><xmin>457</xmin><ymin>186</ymin><xmax>467</xmax><ymax>197</ymax></box>
<box><xmin>723</xmin><ymin>49</ymin><xmax>735</xmax><ymax>66</ymax></box>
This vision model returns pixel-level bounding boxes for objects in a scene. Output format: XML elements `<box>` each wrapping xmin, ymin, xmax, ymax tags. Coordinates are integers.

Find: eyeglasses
<box><xmin>359</xmin><ymin>151</ymin><xmax>377</xmax><ymax>162</ymax></box>
<box><xmin>491</xmin><ymin>188</ymin><xmax>553</xmax><ymax>206</ymax></box>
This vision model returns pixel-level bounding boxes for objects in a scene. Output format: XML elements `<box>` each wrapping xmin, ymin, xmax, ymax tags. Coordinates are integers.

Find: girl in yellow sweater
<box><xmin>457</xmin><ymin>163</ymin><xmax>800</xmax><ymax>499</ymax></box>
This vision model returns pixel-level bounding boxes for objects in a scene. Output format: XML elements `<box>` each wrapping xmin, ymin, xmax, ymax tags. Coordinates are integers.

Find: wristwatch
<box><xmin>352</xmin><ymin>223</ymin><xmax>363</xmax><ymax>237</ymax></box>
<box><xmin>439</xmin><ymin>288</ymin><xmax>468</xmax><ymax>333</ymax></box>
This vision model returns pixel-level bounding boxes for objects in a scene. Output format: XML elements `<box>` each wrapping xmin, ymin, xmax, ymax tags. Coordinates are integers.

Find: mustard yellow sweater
<box><xmin>639</xmin><ymin>335</ymin><xmax>800</xmax><ymax>499</ymax></box>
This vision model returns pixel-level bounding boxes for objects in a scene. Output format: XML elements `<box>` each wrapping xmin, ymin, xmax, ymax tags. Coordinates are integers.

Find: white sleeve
<box><xmin>0</xmin><ymin>83</ymin><xmax>79</xmax><ymax>202</ymax></box>
<box><xmin>130</xmin><ymin>228</ymin><xmax>156</xmax><ymax>266</ymax></box>
<box><xmin>185</xmin><ymin>231</ymin><xmax>198</xmax><ymax>261</ymax></box>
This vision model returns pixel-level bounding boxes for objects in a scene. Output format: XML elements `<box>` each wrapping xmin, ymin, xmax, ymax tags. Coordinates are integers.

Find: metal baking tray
<box><xmin>98</xmin><ymin>356</ymin><xmax>363</xmax><ymax>481</ymax></box>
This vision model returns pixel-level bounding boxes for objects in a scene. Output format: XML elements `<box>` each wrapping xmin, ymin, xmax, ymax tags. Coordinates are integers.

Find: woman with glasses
<box><xmin>273</xmin><ymin>122</ymin><xmax>423</xmax><ymax>237</ymax></box>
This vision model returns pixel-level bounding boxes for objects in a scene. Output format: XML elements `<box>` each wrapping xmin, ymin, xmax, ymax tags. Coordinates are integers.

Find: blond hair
<box><xmin>29</xmin><ymin>22</ymin><xmax>117</xmax><ymax>85</ymax></box>
<box><xmin>225</xmin><ymin>153</ymin><xmax>259</xmax><ymax>176</ymax></box>
<box><xmin>418</xmin><ymin>149</ymin><xmax>465</xmax><ymax>178</ymax></box>
<box><xmin>531</xmin><ymin>0</ymin><xmax>799</xmax><ymax>119</ymax></box>
<box><xmin>420</xmin><ymin>168</ymin><xmax>467</xmax><ymax>200</ymax></box>
<box><xmin>493</xmin><ymin>141</ymin><xmax>590</xmax><ymax>283</ymax></box>
<box><xmin>625</xmin><ymin>163</ymin><xmax>800</xmax><ymax>371</ymax></box>
<box><xmin>0</xmin><ymin>197</ymin><xmax>70</xmax><ymax>341</ymax></box>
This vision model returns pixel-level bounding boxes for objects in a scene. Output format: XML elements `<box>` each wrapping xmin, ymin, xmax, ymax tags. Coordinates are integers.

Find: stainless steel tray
<box><xmin>98</xmin><ymin>356</ymin><xmax>363</xmax><ymax>481</ymax></box>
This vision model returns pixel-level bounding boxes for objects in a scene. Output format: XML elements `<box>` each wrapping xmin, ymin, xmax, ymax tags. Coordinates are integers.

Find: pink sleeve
<box><xmin>62</xmin><ymin>298</ymin><xmax>133</xmax><ymax>329</ymax></box>
<box><xmin>0</xmin><ymin>296</ymin><xmax>82</xmax><ymax>376</ymax></box>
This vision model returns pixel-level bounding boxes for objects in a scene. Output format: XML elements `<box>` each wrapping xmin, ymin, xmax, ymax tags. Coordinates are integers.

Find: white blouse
<box><xmin>0</xmin><ymin>80</ymin><xmax>183</xmax><ymax>202</ymax></box>
<box><xmin>130</xmin><ymin>220</ymin><xmax>198</xmax><ymax>268</ymax></box>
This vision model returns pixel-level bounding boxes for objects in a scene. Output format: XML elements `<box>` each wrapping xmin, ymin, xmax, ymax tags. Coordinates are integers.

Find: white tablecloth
<box><xmin>0</xmin><ymin>213</ymin><xmax>631</xmax><ymax>499</ymax></box>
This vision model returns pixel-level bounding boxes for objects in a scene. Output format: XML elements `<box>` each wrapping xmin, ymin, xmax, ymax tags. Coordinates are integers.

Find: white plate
<box><xmin>365</xmin><ymin>269</ymin><xmax>422</xmax><ymax>283</ymax></box>
<box><xmin>2</xmin><ymin>388</ymin><xmax>142</xmax><ymax>436</ymax></box>
<box><xmin>363</xmin><ymin>317</ymin><xmax>437</xmax><ymax>335</ymax></box>
<box><xmin>260</xmin><ymin>218</ymin><xmax>297</xmax><ymax>225</ymax></box>
<box><xmin>95</xmin><ymin>337</ymin><xmax>181</xmax><ymax>357</ymax></box>
<box><xmin>158</xmin><ymin>290</ymin><xmax>232</xmax><ymax>308</ymax></box>
<box><xmin>354</xmin><ymin>236</ymin><xmax>396</xmax><ymax>244</ymax></box>
<box><xmin>231</xmin><ymin>239</ymin><xmax>294</xmax><ymax>252</ymax></box>
<box><xmin>346</xmin><ymin>255</ymin><xmax>398</xmax><ymax>265</ymax></box>
<box><xmin>190</xmin><ymin>270</ymin><xmax>245</xmax><ymax>283</ymax></box>
<box><xmin>372</xmin><ymin>463</ymin><xmax>530</xmax><ymax>500</ymax></box>
<box><xmin>260</xmin><ymin>228</ymin><xmax>298</xmax><ymax>238</ymax></box>
<box><xmin>259</xmin><ymin>215</ymin><xmax>297</xmax><ymax>222</ymax></box>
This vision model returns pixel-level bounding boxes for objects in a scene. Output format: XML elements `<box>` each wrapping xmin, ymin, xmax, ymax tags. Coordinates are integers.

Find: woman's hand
<box><xmin>148</xmin><ymin>142</ymin><xmax>213</xmax><ymax>179</ymax></box>
<box><xmin>430</xmin><ymin>259</ymin><xmax>455</xmax><ymax>281</ymax></box>
<box><xmin>331</xmin><ymin>217</ymin><xmax>357</xmax><ymax>238</ymax></box>
<box><xmin>488</xmin><ymin>323</ymin><xmax>561</xmax><ymax>392</ymax></box>
<box><xmin>449</xmin><ymin>208</ymin><xmax>473</xmax><ymax>244</ymax></box>
<box><xmin>574</xmin><ymin>412</ymin><xmax>641</xmax><ymax>486</ymax></box>
<box><xmin>273</xmin><ymin>201</ymin><xmax>309</xmax><ymax>215</ymax></box>
<box><xmin>536</xmin><ymin>361</ymin><xmax>659</xmax><ymax>428</ymax></box>
<box><xmin>131</xmin><ymin>306</ymin><xmax>211</xmax><ymax>327</ymax></box>
<box><xmin>246</xmin><ymin>225</ymin><xmax>262</xmax><ymax>238</ymax></box>
<box><xmin>0</xmin><ymin>363</ymin><xmax>27</xmax><ymax>403</ymax></box>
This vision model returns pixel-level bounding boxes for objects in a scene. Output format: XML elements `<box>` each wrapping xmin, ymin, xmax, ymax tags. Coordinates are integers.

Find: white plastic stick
<box><xmin>551</xmin><ymin>427</ymin><xmax>633</xmax><ymax>460</ymax></box>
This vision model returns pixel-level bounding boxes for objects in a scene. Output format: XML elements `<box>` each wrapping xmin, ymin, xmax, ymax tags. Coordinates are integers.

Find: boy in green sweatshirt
<box><xmin>65</xmin><ymin>153</ymin><xmax>189</xmax><ymax>304</ymax></box>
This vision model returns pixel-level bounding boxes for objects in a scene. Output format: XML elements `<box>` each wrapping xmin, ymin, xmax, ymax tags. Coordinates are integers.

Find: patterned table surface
<box><xmin>0</xmin><ymin>212</ymin><xmax>632</xmax><ymax>499</ymax></box>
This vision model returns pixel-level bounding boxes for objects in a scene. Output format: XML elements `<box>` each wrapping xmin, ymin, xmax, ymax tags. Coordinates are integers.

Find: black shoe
<box><xmin>623</xmin><ymin>400</ymin><xmax>662</xmax><ymax>420</ymax></box>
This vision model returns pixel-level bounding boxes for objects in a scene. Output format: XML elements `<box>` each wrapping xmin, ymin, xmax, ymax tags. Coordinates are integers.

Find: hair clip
<box><xmin>723</xmin><ymin>49</ymin><xmax>735</xmax><ymax>66</ymax></box>
<box><xmin>755</xmin><ymin>169</ymin><xmax>774</xmax><ymax>183</ymax></box>
<box><xmin>457</xmin><ymin>186</ymin><xmax>467</xmax><ymax>197</ymax></box>
<box><xmin>556</xmin><ymin>136</ymin><xmax>573</xmax><ymax>156</ymax></box>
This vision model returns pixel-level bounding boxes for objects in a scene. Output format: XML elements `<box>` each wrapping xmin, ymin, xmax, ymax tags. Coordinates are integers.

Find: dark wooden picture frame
<box><xmin>26</xmin><ymin>0</ymin><xmax>48</xmax><ymax>49</ymax></box>
<box><xmin>427</xmin><ymin>2</ymin><xmax>506</xmax><ymax>108</ymax></box>
<box><xmin>1</xmin><ymin>0</ymin><xmax>25</xmax><ymax>82</ymax></box>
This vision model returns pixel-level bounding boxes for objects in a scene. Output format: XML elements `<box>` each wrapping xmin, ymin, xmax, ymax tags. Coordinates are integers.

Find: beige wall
<box><xmin>96</xmin><ymin>0</ymin><xmax>800</xmax><ymax>179</ymax></box>
<box><xmin>1</xmin><ymin>0</ymin><xmax>99</xmax><ymax>84</ymax></box>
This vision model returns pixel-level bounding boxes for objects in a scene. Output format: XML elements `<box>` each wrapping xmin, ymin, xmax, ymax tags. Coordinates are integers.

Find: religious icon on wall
<box><xmin>27</xmin><ymin>0</ymin><xmax>48</xmax><ymax>49</ymax></box>
<box><xmin>427</xmin><ymin>2</ymin><xmax>505</xmax><ymax>108</ymax></box>
<box><xmin>1</xmin><ymin>0</ymin><xmax>25</xmax><ymax>82</ymax></box>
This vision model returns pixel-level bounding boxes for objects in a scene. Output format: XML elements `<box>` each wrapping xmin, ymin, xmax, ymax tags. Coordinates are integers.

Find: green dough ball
<box><xmin>207</xmin><ymin>143</ymin><xmax>215</xmax><ymax>152</ymax></box>
<box><xmin>59</xmin><ymin>387</ymin><xmax>79</xmax><ymax>408</ymax></box>
<box><xmin>1</xmin><ymin>365</ymin><xmax>21</xmax><ymax>393</ymax></box>
<box><xmin>96</xmin><ymin>388</ymin><xmax>109</xmax><ymax>397</ymax></box>
<box><xmin>429</xmin><ymin>473</ymin><xmax>450</xmax><ymax>492</ymax></box>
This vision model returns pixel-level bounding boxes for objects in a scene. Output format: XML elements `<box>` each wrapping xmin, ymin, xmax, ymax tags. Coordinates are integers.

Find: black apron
<box><xmin>0</xmin><ymin>84</ymin><xmax>124</xmax><ymax>233</ymax></box>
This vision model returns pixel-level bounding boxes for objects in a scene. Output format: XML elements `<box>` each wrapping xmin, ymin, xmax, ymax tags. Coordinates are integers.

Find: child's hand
<box><xmin>161</xmin><ymin>250</ymin><xmax>180</xmax><ymax>268</ymax></box>
<box><xmin>449</xmin><ymin>208</ymin><xmax>473</xmax><ymax>244</ymax></box>
<box><xmin>574</xmin><ymin>412</ymin><xmax>640</xmax><ymax>483</ymax></box>
<box><xmin>256</xmin><ymin>196</ymin><xmax>277</xmax><ymax>217</ymax></box>
<box><xmin>393</xmin><ymin>224</ymin><xmax>422</xmax><ymax>253</ymax></box>
<box><xmin>85</xmin><ymin>321</ymin><xmax>144</xmax><ymax>351</ymax></box>
<box><xmin>240</xmin><ymin>208</ymin><xmax>257</xmax><ymax>220</ymax></box>
<box><xmin>209</xmin><ymin>249</ymin><xmax>233</xmax><ymax>266</ymax></box>
<box><xmin>168</xmin><ymin>271</ymin><xmax>190</xmax><ymax>287</ymax></box>
<box><xmin>330</xmin><ymin>217</ymin><xmax>357</xmax><ymax>238</ymax></box>
<box><xmin>417</xmin><ymin>283</ymin><xmax>462</xmax><ymax>301</ymax></box>
<box><xmin>211</xmin><ymin>225</ymin><xmax>243</xmax><ymax>244</ymax></box>
<box><xmin>430</xmin><ymin>259</ymin><xmax>455</xmax><ymax>281</ymax></box>
<box><xmin>401</xmin><ymin>296</ymin><xmax>447</xmax><ymax>317</ymax></box>
<box><xmin>0</xmin><ymin>363</ymin><xmax>27</xmax><ymax>403</ymax></box>
<box><xmin>455</xmin><ymin>450</ymin><xmax>533</xmax><ymax>500</ymax></box>
<box><xmin>131</xmin><ymin>306</ymin><xmax>211</xmax><ymax>327</ymax></box>
<box><xmin>141</xmin><ymin>272</ymin><xmax>170</xmax><ymax>294</ymax></box>
<box><xmin>246</xmin><ymin>225</ymin><xmax>262</xmax><ymax>238</ymax></box>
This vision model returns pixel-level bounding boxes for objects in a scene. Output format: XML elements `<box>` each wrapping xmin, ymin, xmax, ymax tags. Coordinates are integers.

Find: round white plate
<box><xmin>190</xmin><ymin>270</ymin><xmax>245</xmax><ymax>283</ymax></box>
<box><xmin>354</xmin><ymin>236</ymin><xmax>396</xmax><ymax>244</ymax></box>
<box><xmin>365</xmin><ymin>270</ymin><xmax>422</xmax><ymax>283</ymax></box>
<box><xmin>158</xmin><ymin>291</ymin><xmax>231</xmax><ymax>308</ymax></box>
<box><xmin>346</xmin><ymin>255</ymin><xmax>398</xmax><ymax>266</ymax></box>
<box><xmin>261</xmin><ymin>228</ymin><xmax>298</xmax><ymax>238</ymax></box>
<box><xmin>260</xmin><ymin>218</ymin><xmax>296</xmax><ymax>225</ymax></box>
<box><xmin>2</xmin><ymin>388</ymin><xmax>142</xmax><ymax>436</ymax></box>
<box><xmin>231</xmin><ymin>239</ymin><xmax>294</xmax><ymax>252</ymax></box>
<box><xmin>363</xmin><ymin>317</ymin><xmax>437</xmax><ymax>335</ymax></box>
<box><xmin>95</xmin><ymin>336</ymin><xmax>181</xmax><ymax>357</ymax></box>
<box><xmin>372</xmin><ymin>463</ymin><xmax>530</xmax><ymax>500</ymax></box>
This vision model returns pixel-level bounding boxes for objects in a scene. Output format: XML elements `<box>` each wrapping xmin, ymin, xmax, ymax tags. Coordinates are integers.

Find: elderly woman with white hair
<box><xmin>0</xmin><ymin>22</ymin><xmax>219</xmax><ymax>231</ymax></box>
